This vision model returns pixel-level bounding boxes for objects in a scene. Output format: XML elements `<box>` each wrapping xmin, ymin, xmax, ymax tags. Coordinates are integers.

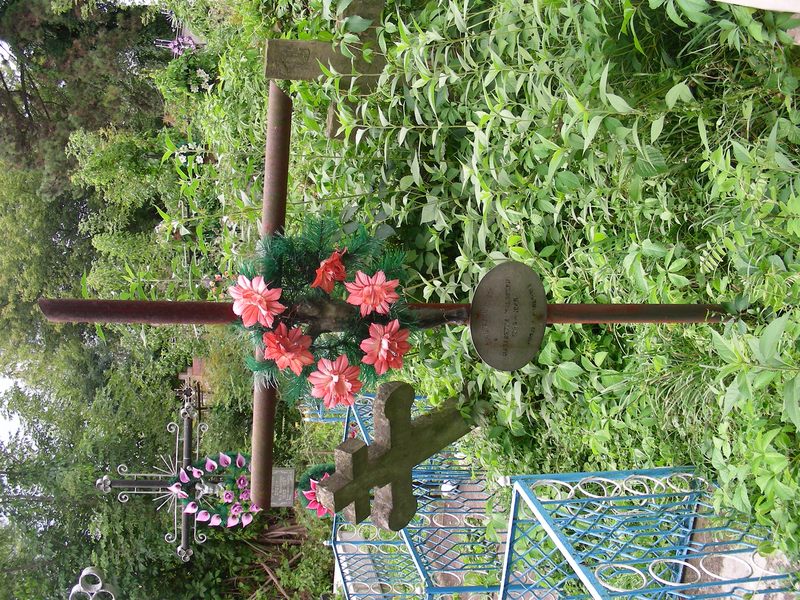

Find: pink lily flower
<box><xmin>209</xmin><ymin>514</ymin><xmax>222</xmax><ymax>527</ymax></box>
<box><xmin>196</xmin><ymin>510</ymin><xmax>211</xmax><ymax>522</ymax></box>
<box><xmin>241</xmin><ymin>513</ymin><xmax>254</xmax><ymax>527</ymax></box>
<box><xmin>236</xmin><ymin>453</ymin><xmax>246</xmax><ymax>468</ymax></box>
<box><xmin>226</xmin><ymin>515</ymin><xmax>240</xmax><ymax>528</ymax></box>
<box><xmin>219</xmin><ymin>453</ymin><xmax>231</xmax><ymax>467</ymax></box>
<box><xmin>302</xmin><ymin>474</ymin><xmax>333</xmax><ymax>518</ymax></box>
<box><xmin>183</xmin><ymin>502</ymin><xmax>198</xmax><ymax>514</ymax></box>
<box><xmin>167</xmin><ymin>482</ymin><xmax>189</xmax><ymax>499</ymax></box>
<box><xmin>204</xmin><ymin>457</ymin><xmax>218</xmax><ymax>472</ymax></box>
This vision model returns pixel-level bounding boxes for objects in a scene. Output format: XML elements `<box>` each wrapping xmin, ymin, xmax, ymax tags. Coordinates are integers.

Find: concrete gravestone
<box><xmin>316</xmin><ymin>381</ymin><xmax>474</xmax><ymax>531</ymax></box>
<box><xmin>269</xmin><ymin>467</ymin><xmax>296</xmax><ymax>507</ymax></box>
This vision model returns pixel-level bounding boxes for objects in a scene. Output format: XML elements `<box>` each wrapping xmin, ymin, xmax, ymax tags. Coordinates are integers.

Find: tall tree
<box><xmin>0</xmin><ymin>0</ymin><xmax>170</xmax><ymax>189</ymax></box>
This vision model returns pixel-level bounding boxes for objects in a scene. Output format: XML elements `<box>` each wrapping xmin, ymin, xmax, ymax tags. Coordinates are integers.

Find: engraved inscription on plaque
<box><xmin>469</xmin><ymin>262</ymin><xmax>547</xmax><ymax>371</ymax></box>
<box><xmin>270</xmin><ymin>468</ymin><xmax>296</xmax><ymax>508</ymax></box>
<box><xmin>279</xmin><ymin>47</ymin><xmax>312</xmax><ymax>72</ymax></box>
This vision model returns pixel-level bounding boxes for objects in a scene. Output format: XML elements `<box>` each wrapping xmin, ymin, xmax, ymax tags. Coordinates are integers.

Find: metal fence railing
<box><xmin>318</xmin><ymin>398</ymin><xmax>797</xmax><ymax>600</ymax></box>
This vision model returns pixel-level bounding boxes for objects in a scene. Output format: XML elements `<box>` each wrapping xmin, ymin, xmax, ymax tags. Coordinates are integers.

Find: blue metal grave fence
<box><xmin>501</xmin><ymin>468</ymin><xmax>797</xmax><ymax>599</ymax></box>
<box><xmin>330</xmin><ymin>398</ymin><xmax>506</xmax><ymax>599</ymax></box>
<box><xmin>319</xmin><ymin>399</ymin><xmax>796</xmax><ymax>600</ymax></box>
<box><xmin>297</xmin><ymin>397</ymin><xmax>350</xmax><ymax>423</ymax></box>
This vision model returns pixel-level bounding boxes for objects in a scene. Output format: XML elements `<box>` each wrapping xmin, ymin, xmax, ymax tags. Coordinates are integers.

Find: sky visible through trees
<box><xmin>0</xmin><ymin>377</ymin><xmax>18</xmax><ymax>442</ymax></box>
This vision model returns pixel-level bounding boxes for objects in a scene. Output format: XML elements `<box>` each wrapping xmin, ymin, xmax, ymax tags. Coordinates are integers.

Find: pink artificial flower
<box><xmin>219</xmin><ymin>453</ymin><xmax>231</xmax><ymax>468</ymax></box>
<box><xmin>236</xmin><ymin>475</ymin><xmax>249</xmax><ymax>490</ymax></box>
<box><xmin>179</xmin><ymin>469</ymin><xmax>190</xmax><ymax>484</ymax></box>
<box><xmin>230</xmin><ymin>503</ymin><xmax>243</xmax><ymax>517</ymax></box>
<box><xmin>204</xmin><ymin>457</ymin><xmax>217</xmax><ymax>473</ymax></box>
<box><xmin>360</xmin><ymin>319</ymin><xmax>411</xmax><ymax>375</ymax></box>
<box><xmin>344</xmin><ymin>271</ymin><xmax>399</xmax><ymax>317</ymax></box>
<box><xmin>302</xmin><ymin>473</ymin><xmax>333</xmax><ymax>518</ymax></box>
<box><xmin>236</xmin><ymin>454</ymin><xmax>246</xmax><ymax>468</ymax></box>
<box><xmin>240</xmin><ymin>489</ymin><xmax>251</xmax><ymax>502</ymax></box>
<box><xmin>223</xmin><ymin>490</ymin><xmax>235</xmax><ymax>503</ymax></box>
<box><xmin>228</xmin><ymin>275</ymin><xmax>286</xmax><ymax>328</ymax></box>
<box><xmin>191</xmin><ymin>467</ymin><xmax>204</xmax><ymax>479</ymax></box>
<box><xmin>308</xmin><ymin>356</ymin><xmax>363</xmax><ymax>409</ymax></box>
<box><xmin>196</xmin><ymin>510</ymin><xmax>211</xmax><ymax>522</ymax></box>
<box><xmin>167</xmin><ymin>483</ymin><xmax>188</xmax><ymax>499</ymax></box>
<box><xmin>311</xmin><ymin>249</ymin><xmax>347</xmax><ymax>293</ymax></box>
<box><xmin>241</xmin><ymin>513</ymin><xmax>254</xmax><ymax>527</ymax></box>
<box><xmin>183</xmin><ymin>502</ymin><xmax>198</xmax><ymax>514</ymax></box>
<box><xmin>227</xmin><ymin>515</ymin><xmax>240</xmax><ymax>528</ymax></box>
<box><xmin>209</xmin><ymin>514</ymin><xmax>222</xmax><ymax>527</ymax></box>
<box><xmin>263</xmin><ymin>323</ymin><xmax>315</xmax><ymax>376</ymax></box>
<box><xmin>250</xmin><ymin>504</ymin><xmax>262</xmax><ymax>514</ymax></box>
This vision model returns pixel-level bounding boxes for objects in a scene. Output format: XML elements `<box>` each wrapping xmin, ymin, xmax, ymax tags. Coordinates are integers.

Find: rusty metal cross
<box><xmin>316</xmin><ymin>381</ymin><xmax>473</xmax><ymax>531</ymax></box>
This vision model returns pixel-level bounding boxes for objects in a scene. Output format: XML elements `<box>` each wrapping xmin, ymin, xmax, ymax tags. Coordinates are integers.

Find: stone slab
<box><xmin>270</xmin><ymin>467</ymin><xmax>295</xmax><ymax>507</ymax></box>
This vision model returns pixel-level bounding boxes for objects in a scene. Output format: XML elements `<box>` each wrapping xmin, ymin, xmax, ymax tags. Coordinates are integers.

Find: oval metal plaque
<box><xmin>470</xmin><ymin>262</ymin><xmax>547</xmax><ymax>371</ymax></box>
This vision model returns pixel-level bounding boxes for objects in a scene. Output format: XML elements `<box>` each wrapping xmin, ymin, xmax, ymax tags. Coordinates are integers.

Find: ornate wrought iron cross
<box><xmin>95</xmin><ymin>383</ymin><xmax>209</xmax><ymax>561</ymax></box>
<box><xmin>316</xmin><ymin>381</ymin><xmax>474</xmax><ymax>531</ymax></box>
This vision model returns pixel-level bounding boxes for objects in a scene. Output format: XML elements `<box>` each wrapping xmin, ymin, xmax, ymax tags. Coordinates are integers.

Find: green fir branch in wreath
<box><xmin>227</xmin><ymin>217</ymin><xmax>418</xmax><ymax>407</ymax></box>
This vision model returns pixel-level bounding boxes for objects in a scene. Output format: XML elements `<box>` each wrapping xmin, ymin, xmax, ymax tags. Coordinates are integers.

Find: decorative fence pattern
<box><xmin>501</xmin><ymin>468</ymin><xmax>796</xmax><ymax>599</ymax></box>
<box><xmin>330</xmin><ymin>398</ymin><xmax>506</xmax><ymax>599</ymax></box>
<box><xmin>322</xmin><ymin>399</ymin><xmax>797</xmax><ymax>600</ymax></box>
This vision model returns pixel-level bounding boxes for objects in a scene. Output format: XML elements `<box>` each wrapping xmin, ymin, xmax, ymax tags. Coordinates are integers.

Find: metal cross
<box><xmin>315</xmin><ymin>381</ymin><xmax>474</xmax><ymax>531</ymax></box>
<box><xmin>94</xmin><ymin>383</ymin><xmax>208</xmax><ymax>561</ymax></box>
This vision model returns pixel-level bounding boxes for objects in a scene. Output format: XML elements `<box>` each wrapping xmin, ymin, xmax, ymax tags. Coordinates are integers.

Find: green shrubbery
<box><xmin>4</xmin><ymin>1</ymin><xmax>799</xmax><ymax>598</ymax></box>
<box><xmin>146</xmin><ymin>0</ymin><xmax>800</xmax><ymax>560</ymax></box>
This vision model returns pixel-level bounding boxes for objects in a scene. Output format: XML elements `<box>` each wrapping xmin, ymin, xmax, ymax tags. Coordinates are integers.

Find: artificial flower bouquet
<box><xmin>168</xmin><ymin>452</ymin><xmax>261</xmax><ymax>528</ymax></box>
<box><xmin>228</xmin><ymin>219</ymin><xmax>416</xmax><ymax>408</ymax></box>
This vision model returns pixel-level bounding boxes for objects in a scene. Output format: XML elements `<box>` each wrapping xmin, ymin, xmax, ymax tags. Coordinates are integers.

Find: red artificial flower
<box><xmin>311</xmin><ymin>249</ymin><xmax>347</xmax><ymax>294</ymax></box>
<box><xmin>302</xmin><ymin>473</ymin><xmax>333</xmax><ymax>517</ymax></box>
<box><xmin>228</xmin><ymin>275</ymin><xmax>286</xmax><ymax>328</ymax></box>
<box><xmin>308</xmin><ymin>356</ymin><xmax>363</xmax><ymax>409</ymax></box>
<box><xmin>344</xmin><ymin>271</ymin><xmax>400</xmax><ymax>317</ymax></box>
<box><xmin>359</xmin><ymin>319</ymin><xmax>411</xmax><ymax>375</ymax></box>
<box><xmin>263</xmin><ymin>323</ymin><xmax>315</xmax><ymax>375</ymax></box>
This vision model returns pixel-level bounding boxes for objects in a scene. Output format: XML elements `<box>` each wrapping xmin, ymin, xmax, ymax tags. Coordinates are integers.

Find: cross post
<box><xmin>316</xmin><ymin>381</ymin><xmax>474</xmax><ymax>531</ymax></box>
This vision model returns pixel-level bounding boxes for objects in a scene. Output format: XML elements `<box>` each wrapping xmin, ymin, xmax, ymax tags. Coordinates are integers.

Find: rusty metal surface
<box><xmin>252</xmin><ymin>82</ymin><xmax>293</xmax><ymax>510</ymax></box>
<box><xmin>470</xmin><ymin>262</ymin><xmax>547</xmax><ymax>371</ymax></box>
<box><xmin>38</xmin><ymin>298</ymin><xmax>235</xmax><ymax>325</ymax></box>
<box><xmin>547</xmin><ymin>303</ymin><xmax>724</xmax><ymax>323</ymax></box>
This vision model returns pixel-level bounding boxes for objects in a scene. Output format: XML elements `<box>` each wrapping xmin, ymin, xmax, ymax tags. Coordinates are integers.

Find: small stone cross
<box><xmin>316</xmin><ymin>381</ymin><xmax>474</xmax><ymax>531</ymax></box>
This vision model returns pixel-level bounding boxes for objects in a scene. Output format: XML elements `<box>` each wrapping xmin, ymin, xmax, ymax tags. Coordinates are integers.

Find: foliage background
<box><xmin>0</xmin><ymin>0</ymin><xmax>799</xmax><ymax>597</ymax></box>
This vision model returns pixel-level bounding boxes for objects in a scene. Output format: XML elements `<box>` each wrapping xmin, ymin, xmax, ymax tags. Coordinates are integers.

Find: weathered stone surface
<box><xmin>265</xmin><ymin>40</ymin><xmax>351</xmax><ymax>81</ymax></box>
<box><xmin>269</xmin><ymin>467</ymin><xmax>296</xmax><ymax>507</ymax></box>
<box><xmin>317</xmin><ymin>381</ymin><xmax>474</xmax><ymax>531</ymax></box>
